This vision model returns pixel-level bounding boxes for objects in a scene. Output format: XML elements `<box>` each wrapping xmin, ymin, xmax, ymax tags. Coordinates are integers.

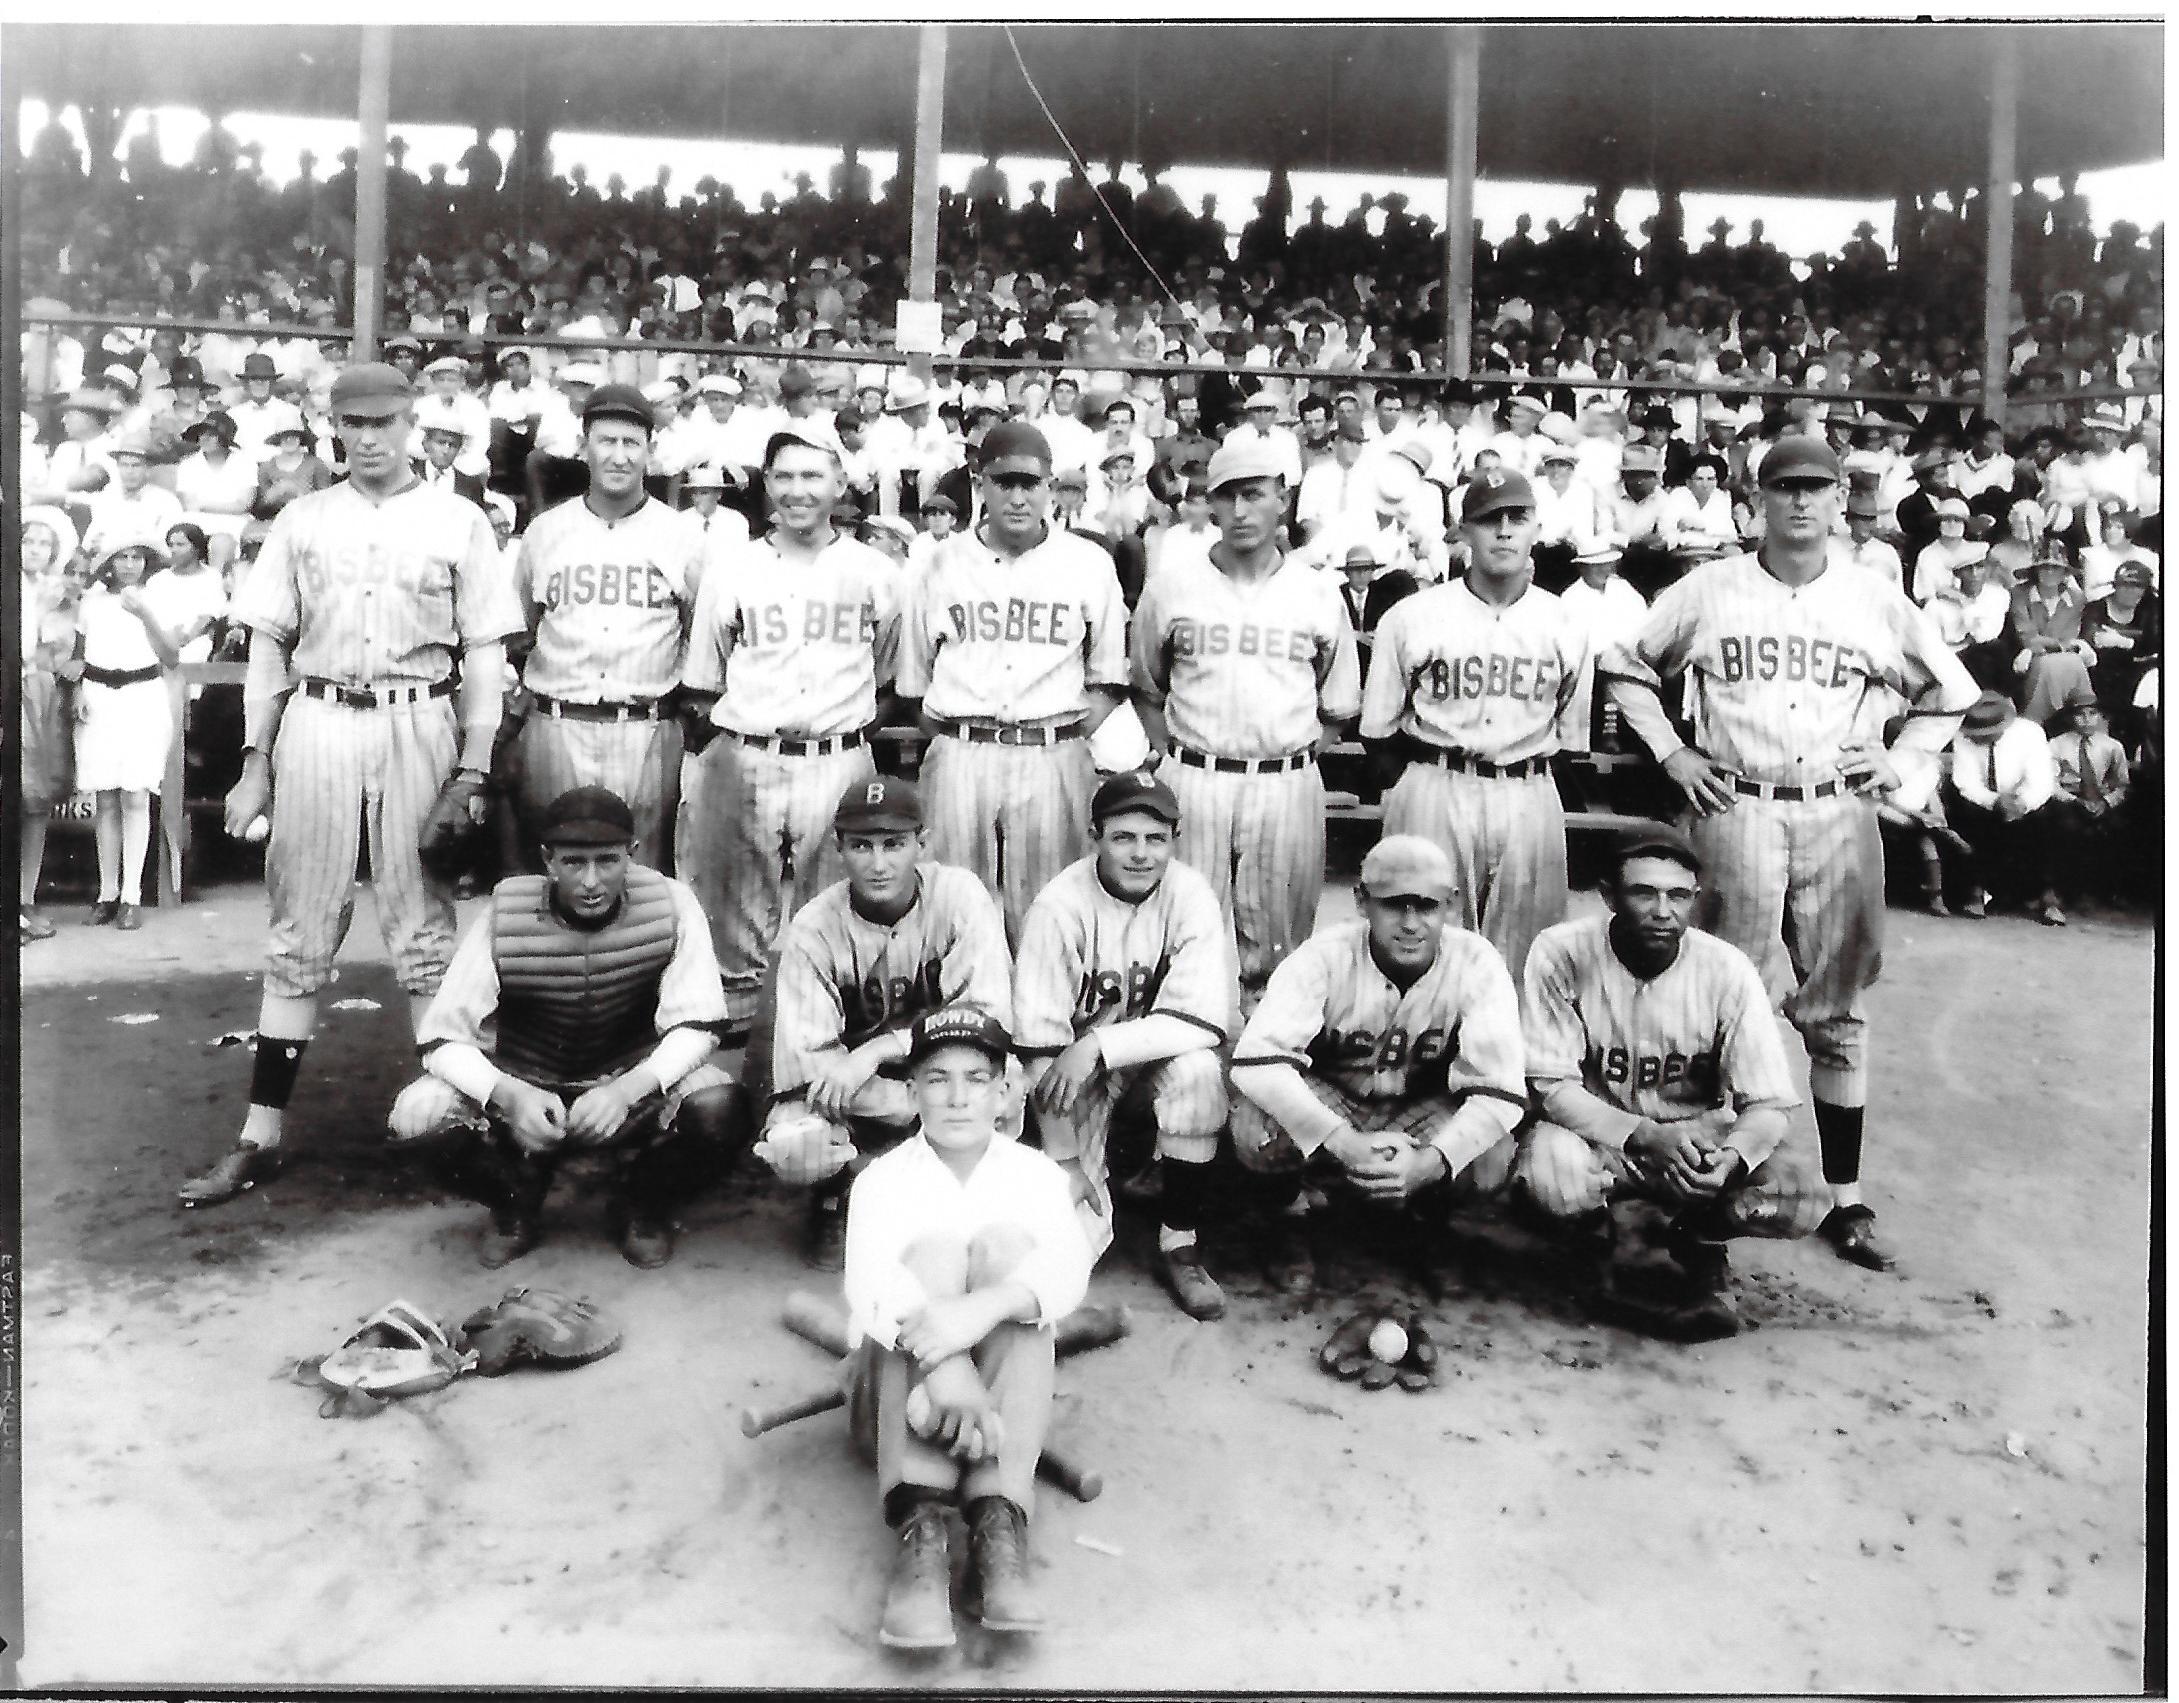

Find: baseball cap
<box><xmin>1506</xmin><ymin>393</ymin><xmax>1547</xmax><ymax>419</ymax></box>
<box><xmin>539</xmin><ymin>786</ymin><xmax>637</xmax><ymax>846</ymax></box>
<box><xmin>1359</xmin><ymin>835</ymin><xmax>1455</xmax><ymax>902</ymax></box>
<box><xmin>1461</xmin><ymin>466</ymin><xmax>1536</xmax><ymax>523</ymax></box>
<box><xmin>423</xmin><ymin>354</ymin><xmax>466</xmax><ymax>378</ymax></box>
<box><xmin>696</xmin><ymin>373</ymin><xmax>743</xmax><ymax>399</ymax></box>
<box><xmin>834</xmin><ymin>774</ymin><xmax>922</xmax><ymax>833</ymax></box>
<box><xmin>329</xmin><ymin>363</ymin><xmax>416</xmax><ymax>417</ymax></box>
<box><xmin>1090</xmin><ymin>769</ymin><xmax>1181</xmax><ymax>827</ymax></box>
<box><xmin>861</xmin><ymin>514</ymin><xmax>918</xmax><ymax>550</ymax></box>
<box><xmin>2114</xmin><ymin>558</ymin><xmax>2154</xmax><ymax>587</ymax></box>
<box><xmin>1612</xmin><ymin>823</ymin><xmax>1701</xmax><ymax>876</ymax></box>
<box><xmin>382</xmin><ymin>333</ymin><xmax>424</xmax><ymax>356</ymax></box>
<box><xmin>558</xmin><ymin>362</ymin><xmax>605</xmax><ymax>389</ymax></box>
<box><xmin>1758</xmin><ymin>436</ymin><xmax>1844</xmax><ymax>488</ymax></box>
<box><xmin>980</xmin><ymin>421</ymin><xmax>1053</xmax><ymax>470</ymax></box>
<box><xmin>764</xmin><ymin>420</ymin><xmax>843</xmax><ymax>465</ymax></box>
<box><xmin>907</xmin><ymin>1006</ymin><xmax>1012</xmax><ymax>1069</ymax></box>
<box><xmin>1242</xmin><ymin>390</ymin><xmax>1280</xmax><ymax>412</ymax></box>
<box><xmin>1539</xmin><ymin>442</ymin><xmax>1577</xmax><ymax>467</ymax></box>
<box><xmin>1205</xmin><ymin>435</ymin><xmax>1287</xmax><ymax>491</ymax></box>
<box><xmin>582</xmin><ymin>383</ymin><xmax>656</xmax><ymax>432</ymax></box>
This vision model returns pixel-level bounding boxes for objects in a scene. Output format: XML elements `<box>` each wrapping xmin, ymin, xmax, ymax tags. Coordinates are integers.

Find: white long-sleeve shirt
<box><xmin>1947</xmin><ymin>718</ymin><xmax>2054</xmax><ymax>816</ymax></box>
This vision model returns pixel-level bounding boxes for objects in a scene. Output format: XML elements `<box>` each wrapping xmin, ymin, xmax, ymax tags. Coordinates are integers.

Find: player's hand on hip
<box><xmin>1836</xmin><ymin>741</ymin><xmax>1901</xmax><ymax>799</ymax></box>
<box><xmin>1034</xmin><ymin>1037</ymin><xmax>1105</xmax><ymax>1119</ymax></box>
<box><xmin>1662</xmin><ymin>747</ymin><xmax>1737</xmax><ymax>816</ymax></box>
<box><xmin>804</xmin><ymin>1049</ymin><xmax>877</xmax><ymax>1121</ymax></box>
<box><xmin>223</xmin><ymin>765</ymin><xmax>272</xmax><ymax>839</ymax></box>
<box><xmin>565</xmin><ymin>1079</ymin><xmax>638</xmax><ymax>1145</ymax></box>
<box><xmin>494</xmin><ymin>1080</ymin><xmax>568</xmax><ymax>1154</ymax></box>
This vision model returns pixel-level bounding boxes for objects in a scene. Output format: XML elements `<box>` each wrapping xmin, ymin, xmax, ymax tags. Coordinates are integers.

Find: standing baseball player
<box><xmin>1600</xmin><ymin>436</ymin><xmax>1980</xmax><ymax>1271</ymax></box>
<box><xmin>1130</xmin><ymin>436</ymin><xmax>1361</xmax><ymax>1008</ymax></box>
<box><xmin>182</xmin><ymin>362</ymin><xmax>520</xmax><ymax>1207</ymax></box>
<box><xmin>1013</xmin><ymin>771</ymin><xmax>1237</xmax><ymax>1318</ymax></box>
<box><xmin>677</xmin><ymin>420</ymin><xmax>903</xmax><ymax>1034</ymax></box>
<box><xmin>897</xmin><ymin>421</ymin><xmax>1130</xmax><ymax>943</ymax></box>
<box><xmin>751</xmin><ymin>776</ymin><xmax>1014</xmax><ymax>1269</ymax></box>
<box><xmin>1517</xmin><ymin>827</ymin><xmax>1826</xmax><ymax>1339</ymax></box>
<box><xmin>506</xmin><ymin>383</ymin><xmax>706</xmax><ymax>869</ymax></box>
<box><xmin>1228</xmin><ymin>835</ymin><xmax>1527</xmax><ymax>1297</ymax></box>
<box><xmin>1360</xmin><ymin>466</ymin><xmax>1588</xmax><ymax>983</ymax></box>
<box><xmin>386</xmin><ymin>786</ymin><xmax>748</xmax><ymax>1269</ymax></box>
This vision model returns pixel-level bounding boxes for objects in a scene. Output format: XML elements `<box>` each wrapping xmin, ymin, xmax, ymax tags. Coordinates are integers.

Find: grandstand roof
<box><xmin>15</xmin><ymin>23</ymin><xmax>2162</xmax><ymax>202</ymax></box>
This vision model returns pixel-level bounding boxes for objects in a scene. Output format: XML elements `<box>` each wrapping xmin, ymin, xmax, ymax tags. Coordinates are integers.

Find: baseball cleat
<box><xmin>116</xmin><ymin>903</ymin><xmax>142</xmax><ymax>931</ymax></box>
<box><xmin>1156</xmin><ymin>1241</ymin><xmax>1227</xmax><ymax>1320</ymax></box>
<box><xmin>617</xmin><ymin>1210</ymin><xmax>675</xmax><ymax>1270</ymax></box>
<box><xmin>478</xmin><ymin>1206</ymin><xmax>542</xmax><ymax>1269</ymax></box>
<box><xmin>1264</xmin><ymin>1215</ymin><xmax>1317</xmax><ymax>1297</ymax></box>
<box><xmin>18</xmin><ymin>909</ymin><xmax>55</xmax><ymax>942</ymax></box>
<box><xmin>178</xmin><ymin>1142</ymin><xmax>281</xmax><ymax>1207</ymax></box>
<box><xmin>878</xmin><ymin>1504</ymin><xmax>957</xmax><ymax>1650</ymax></box>
<box><xmin>85</xmin><ymin>899</ymin><xmax>119</xmax><ymax>927</ymax></box>
<box><xmin>1820</xmin><ymin>1204</ymin><xmax>1896</xmax><ymax>1272</ymax></box>
<box><xmin>966</xmin><ymin>1496</ymin><xmax>1043</xmax><ymax>1633</ymax></box>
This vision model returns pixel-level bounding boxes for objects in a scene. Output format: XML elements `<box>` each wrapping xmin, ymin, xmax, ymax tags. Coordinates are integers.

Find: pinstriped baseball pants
<box><xmin>263</xmin><ymin>693</ymin><xmax>459</xmax><ymax>998</ymax></box>
<box><xmin>1164</xmin><ymin>761</ymin><xmax>1325</xmax><ymax>1003</ymax></box>
<box><xmin>1381</xmin><ymin>764</ymin><xmax>1567</xmax><ymax>984</ymax></box>
<box><xmin>1516</xmin><ymin>1120</ymin><xmax>1829</xmax><ymax>1237</ymax></box>
<box><xmin>920</xmin><ymin>734</ymin><xmax>1096</xmax><ymax>945</ymax></box>
<box><xmin>513</xmin><ymin>713</ymin><xmax>681</xmax><ymax>870</ymax></box>
<box><xmin>1687</xmin><ymin>794</ymin><xmax>1883</xmax><ymax>1106</ymax></box>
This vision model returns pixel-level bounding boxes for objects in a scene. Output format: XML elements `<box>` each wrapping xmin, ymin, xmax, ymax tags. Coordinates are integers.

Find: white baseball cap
<box><xmin>559</xmin><ymin>362</ymin><xmax>605</xmax><ymax>388</ymax></box>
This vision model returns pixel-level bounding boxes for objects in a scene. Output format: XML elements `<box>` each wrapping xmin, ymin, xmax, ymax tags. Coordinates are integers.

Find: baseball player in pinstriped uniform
<box><xmin>1361</xmin><ymin>467</ymin><xmax>1589</xmax><ymax>985</ymax></box>
<box><xmin>386</xmin><ymin>786</ymin><xmax>747</xmax><ymax>1270</ymax></box>
<box><xmin>896</xmin><ymin>421</ymin><xmax>1131</xmax><ymax>945</ymax></box>
<box><xmin>677</xmin><ymin>420</ymin><xmax>903</xmax><ymax>1033</ymax></box>
<box><xmin>1600</xmin><ymin>435</ymin><xmax>1979</xmax><ymax>1272</ymax></box>
<box><xmin>1130</xmin><ymin>436</ymin><xmax>1362</xmax><ymax>1010</ymax></box>
<box><xmin>1229</xmin><ymin>836</ymin><xmax>1527</xmax><ymax>1299</ymax></box>
<box><xmin>1013</xmin><ymin>771</ymin><xmax>1237</xmax><ymax>1319</ymax></box>
<box><xmin>182</xmin><ymin>362</ymin><xmax>521</xmax><ymax>1207</ymax></box>
<box><xmin>1517</xmin><ymin>827</ymin><xmax>1827</xmax><ymax>1339</ymax></box>
<box><xmin>752</xmin><ymin>776</ymin><xmax>1014</xmax><ymax>1269</ymax></box>
<box><xmin>508</xmin><ymin>383</ymin><xmax>706</xmax><ymax>869</ymax></box>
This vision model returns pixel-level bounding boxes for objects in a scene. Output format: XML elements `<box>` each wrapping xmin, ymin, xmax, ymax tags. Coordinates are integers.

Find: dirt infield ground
<box><xmin>17</xmin><ymin>876</ymin><xmax>2155</xmax><ymax>1691</ymax></box>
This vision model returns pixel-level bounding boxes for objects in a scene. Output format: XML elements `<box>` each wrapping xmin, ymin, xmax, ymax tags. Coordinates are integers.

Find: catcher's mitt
<box><xmin>289</xmin><ymin>1298</ymin><xmax>472</xmax><ymax>1418</ymax></box>
<box><xmin>1318</xmin><ymin>1306</ymin><xmax>1440</xmax><ymax>1394</ymax></box>
<box><xmin>458</xmin><ymin>1287</ymin><xmax>623</xmax><ymax>1376</ymax></box>
<box><xmin>417</xmin><ymin>768</ymin><xmax>490</xmax><ymax>880</ymax></box>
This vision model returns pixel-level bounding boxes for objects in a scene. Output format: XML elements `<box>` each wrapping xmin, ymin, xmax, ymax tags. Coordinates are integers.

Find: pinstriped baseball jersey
<box><xmin>1234</xmin><ymin>921</ymin><xmax>1525</xmax><ymax>1110</ymax></box>
<box><xmin>515</xmin><ymin>495</ymin><xmax>706</xmax><ymax>701</ymax></box>
<box><xmin>1521</xmin><ymin>914</ymin><xmax>1799</xmax><ymax>1125</ymax></box>
<box><xmin>769</xmin><ymin>861</ymin><xmax>1013</xmax><ymax>1099</ymax></box>
<box><xmin>1130</xmin><ymin>553</ymin><xmax>1362</xmax><ymax>758</ymax></box>
<box><xmin>1599</xmin><ymin>552</ymin><xmax>1980</xmax><ymax>785</ymax></box>
<box><xmin>898</xmin><ymin>527</ymin><xmax>1129</xmax><ymax>723</ymax></box>
<box><xmin>231</xmin><ymin>480</ymin><xmax>519</xmax><ymax>683</ymax></box>
<box><xmin>1360</xmin><ymin>579</ymin><xmax>1588</xmax><ymax>761</ymax></box>
<box><xmin>1012</xmin><ymin>857</ymin><xmax>1236</xmax><ymax>1057</ymax></box>
<box><xmin>681</xmin><ymin>533</ymin><xmax>902</xmax><ymax>736</ymax></box>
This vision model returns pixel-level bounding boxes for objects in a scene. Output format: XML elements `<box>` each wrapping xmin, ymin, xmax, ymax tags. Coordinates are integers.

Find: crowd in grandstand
<box><xmin>16</xmin><ymin>123</ymin><xmax>2163</xmax><ymax>936</ymax></box>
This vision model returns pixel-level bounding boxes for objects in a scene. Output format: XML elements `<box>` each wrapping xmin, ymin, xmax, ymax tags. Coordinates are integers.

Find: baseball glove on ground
<box><xmin>1318</xmin><ymin>1307</ymin><xmax>1440</xmax><ymax>1393</ymax></box>
<box><xmin>458</xmin><ymin>1287</ymin><xmax>623</xmax><ymax>1376</ymax></box>
<box><xmin>417</xmin><ymin>769</ymin><xmax>490</xmax><ymax>880</ymax></box>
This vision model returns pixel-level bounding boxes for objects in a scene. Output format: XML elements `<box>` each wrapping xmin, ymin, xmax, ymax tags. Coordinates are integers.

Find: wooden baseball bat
<box><xmin>1037</xmin><ymin>1441</ymin><xmax>1103</xmax><ymax>1503</ymax></box>
<box><xmin>739</xmin><ymin>1382</ymin><xmax>847</xmax><ymax>1438</ymax></box>
<box><xmin>781</xmin><ymin>1291</ymin><xmax>1130</xmax><ymax>1360</ymax></box>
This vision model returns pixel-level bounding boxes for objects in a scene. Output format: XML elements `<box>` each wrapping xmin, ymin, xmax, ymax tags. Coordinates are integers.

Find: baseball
<box><xmin>241</xmin><ymin>815</ymin><xmax>270</xmax><ymax>844</ymax></box>
<box><xmin>1367</xmin><ymin>1319</ymin><xmax>1409</xmax><ymax>1363</ymax></box>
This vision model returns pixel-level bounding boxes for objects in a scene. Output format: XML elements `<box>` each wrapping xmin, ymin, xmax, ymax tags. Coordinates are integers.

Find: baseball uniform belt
<box><xmin>730</xmin><ymin>728</ymin><xmax>866</xmax><ymax>757</ymax></box>
<box><xmin>1170</xmin><ymin>743</ymin><xmax>1315</xmax><ymax>775</ymax></box>
<box><xmin>298</xmin><ymin>676</ymin><xmax>457</xmax><ymax>710</ymax></box>
<box><xmin>934</xmin><ymin>719</ymin><xmax>1087</xmax><ymax>747</ymax></box>
<box><xmin>1410</xmin><ymin>745</ymin><xmax>1550</xmax><ymax>779</ymax></box>
<box><xmin>81</xmin><ymin>663</ymin><xmax>162</xmax><ymax>688</ymax></box>
<box><xmin>532</xmin><ymin>693</ymin><xmax>665</xmax><ymax>724</ymax></box>
<box><xmin>1730</xmin><ymin>776</ymin><xmax>1843</xmax><ymax>802</ymax></box>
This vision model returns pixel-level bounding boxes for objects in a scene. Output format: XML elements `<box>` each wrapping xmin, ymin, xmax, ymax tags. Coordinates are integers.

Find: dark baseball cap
<box><xmin>979</xmin><ymin>420</ymin><xmax>1053</xmax><ymax>470</ymax></box>
<box><xmin>1612</xmin><ymin>823</ymin><xmax>1701</xmax><ymax>876</ymax></box>
<box><xmin>907</xmin><ymin>1006</ymin><xmax>1013</xmax><ymax>1068</ymax></box>
<box><xmin>539</xmin><ymin>785</ymin><xmax>637</xmax><ymax>846</ymax></box>
<box><xmin>582</xmin><ymin>383</ymin><xmax>656</xmax><ymax>432</ymax></box>
<box><xmin>835</xmin><ymin>774</ymin><xmax>922</xmax><ymax>833</ymax></box>
<box><xmin>329</xmin><ymin>363</ymin><xmax>416</xmax><ymax>417</ymax></box>
<box><xmin>1759</xmin><ymin>437</ymin><xmax>1843</xmax><ymax>488</ymax></box>
<box><xmin>1091</xmin><ymin>769</ymin><xmax>1181</xmax><ymax>827</ymax></box>
<box><xmin>1461</xmin><ymin>466</ymin><xmax>1537</xmax><ymax>523</ymax></box>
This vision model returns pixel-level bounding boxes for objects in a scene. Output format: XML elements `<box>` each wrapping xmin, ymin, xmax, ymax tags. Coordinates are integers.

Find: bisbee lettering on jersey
<box><xmin>295</xmin><ymin>539</ymin><xmax>452</xmax><ymax>601</ymax></box>
<box><xmin>843</xmin><ymin>956</ymin><xmax>946</xmax><ymax>1037</ymax></box>
<box><xmin>1593</xmin><ymin>1043</ymin><xmax>1721</xmax><ymax>1098</ymax></box>
<box><xmin>1405</xmin><ymin>651</ymin><xmax>1563</xmax><ymax>704</ymax></box>
<box><xmin>1169</xmin><ymin>618</ymin><xmax>1320</xmax><ymax>665</ymax></box>
<box><xmin>541</xmin><ymin>561</ymin><xmax>677</xmax><ymax>611</ymax></box>
<box><xmin>946</xmin><ymin>597</ymin><xmax>1078</xmax><ymax>647</ymax></box>
<box><xmin>736</xmin><ymin>600</ymin><xmax>881</xmax><ymax>649</ymax></box>
<box><xmin>1714</xmin><ymin>633</ymin><xmax>1863</xmax><ymax>689</ymax></box>
<box><xmin>1309</xmin><ymin>1022</ymin><xmax>1457</xmax><ymax>1077</ymax></box>
<box><xmin>1073</xmin><ymin>958</ymin><xmax>1170</xmax><ymax>1024</ymax></box>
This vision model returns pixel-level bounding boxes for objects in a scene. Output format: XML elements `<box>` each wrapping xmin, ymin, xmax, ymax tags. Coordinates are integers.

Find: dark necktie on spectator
<box><xmin>1986</xmin><ymin>739</ymin><xmax>1999</xmax><ymax>798</ymax></box>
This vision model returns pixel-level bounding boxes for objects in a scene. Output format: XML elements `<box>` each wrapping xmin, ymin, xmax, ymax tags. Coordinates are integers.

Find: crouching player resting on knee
<box><xmin>1515</xmin><ymin>827</ymin><xmax>1828</xmax><ymax>1339</ymax></box>
<box><xmin>387</xmin><ymin>785</ymin><xmax>748</xmax><ymax>1268</ymax></box>
<box><xmin>845</xmin><ymin>1007</ymin><xmax>1090</xmax><ymax>1651</ymax></box>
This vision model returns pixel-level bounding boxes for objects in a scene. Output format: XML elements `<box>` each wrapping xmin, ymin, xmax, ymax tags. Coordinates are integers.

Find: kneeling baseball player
<box><xmin>1228</xmin><ymin>835</ymin><xmax>1527</xmax><ymax>1297</ymax></box>
<box><xmin>750</xmin><ymin>776</ymin><xmax>1013</xmax><ymax>1270</ymax></box>
<box><xmin>845</xmin><ymin>1007</ymin><xmax>1090</xmax><ymax>1649</ymax></box>
<box><xmin>1516</xmin><ymin>827</ymin><xmax>1827</xmax><ymax>1338</ymax></box>
<box><xmin>1013</xmin><ymin>770</ymin><xmax>1237</xmax><ymax>1318</ymax></box>
<box><xmin>386</xmin><ymin>786</ymin><xmax>748</xmax><ymax>1268</ymax></box>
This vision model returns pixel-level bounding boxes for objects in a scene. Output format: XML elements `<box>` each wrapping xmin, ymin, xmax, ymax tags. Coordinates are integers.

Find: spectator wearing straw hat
<box><xmin>82</xmin><ymin>429</ymin><xmax>183</xmax><ymax>563</ymax></box>
<box><xmin>416</xmin><ymin>353</ymin><xmax>494</xmax><ymax>482</ymax></box>
<box><xmin>251</xmin><ymin>403</ymin><xmax>334</xmax><ymax>520</ymax></box>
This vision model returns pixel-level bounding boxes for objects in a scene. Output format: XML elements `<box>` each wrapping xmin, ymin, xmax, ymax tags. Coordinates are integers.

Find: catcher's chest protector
<box><xmin>491</xmin><ymin>868</ymin><xmax>678</xmax><ymax>1085</ymax></box>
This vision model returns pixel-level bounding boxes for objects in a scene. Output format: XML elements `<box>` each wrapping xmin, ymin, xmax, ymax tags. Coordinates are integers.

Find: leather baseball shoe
<box><xmin>1820</xmin><ymin>1204</ymin><xmax>1896</xmax><ymax>1272</ymax></box>
<box><xmin>178</xmin><ymin>1142</ymin><xmax>281</xmax><ymax>1207</ymax></box>
<box><xmin>1157</xmin><ymin>1241</ymin><xmax>1226</xmax><ymax>1320</ymax></box>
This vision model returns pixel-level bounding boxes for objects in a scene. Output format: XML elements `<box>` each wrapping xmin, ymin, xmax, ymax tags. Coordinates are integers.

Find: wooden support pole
<box><xmin>353</xmin><ymin>25</ymin><xmax>392</xmax><ymax>363</ymax></box>
<box><xmin>1981</xmin><ymin>36</ymin><xmax>2019</xmax><ymax>429</ymax></box>
<box><xmin>1442</xmin><ymin>25</ymin><xmax>1481</xmax><ymax>378</ymax></box>
<box><xmin>906</xmin><ymin>23</ymin><xmax>948</xmax><ymax>384</ymax></box>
